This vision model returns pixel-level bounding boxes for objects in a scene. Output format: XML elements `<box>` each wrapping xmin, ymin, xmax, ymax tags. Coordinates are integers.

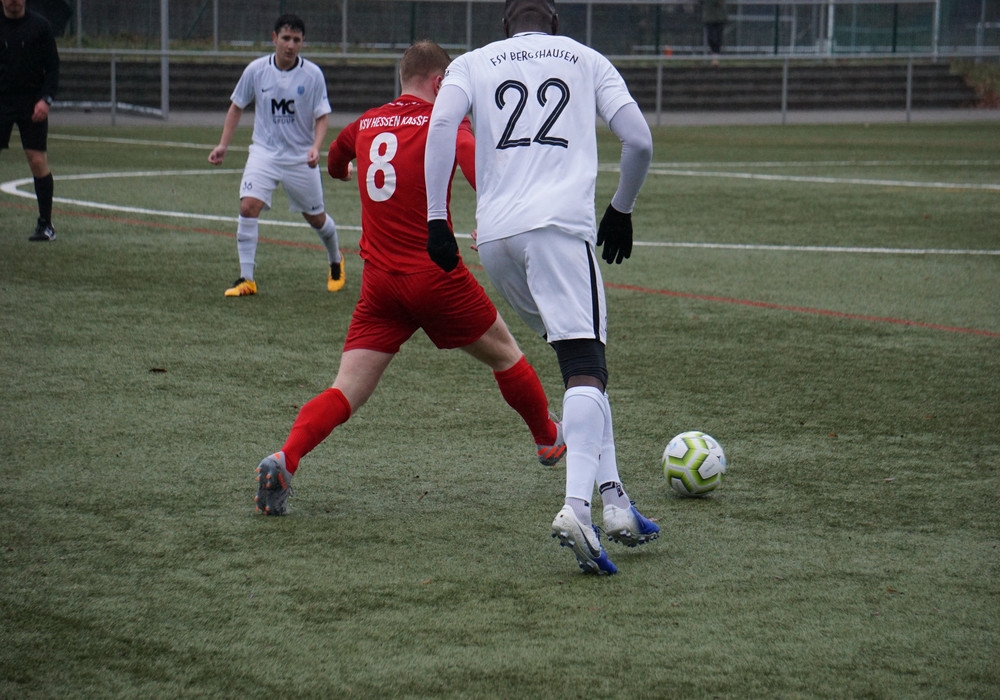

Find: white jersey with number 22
<box><xmin>441</xmin><ymin>32</ymin><xmax>636</xmax><ymax>246</ymax></box>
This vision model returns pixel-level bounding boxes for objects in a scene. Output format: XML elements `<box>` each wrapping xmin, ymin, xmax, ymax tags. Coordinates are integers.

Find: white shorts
<box><xmin>478</xmin><ymin>227</ymin><xmax>607</xmax><ymax>344</ymax></box>
<box><xmin>239</xmin><ymin>149</ymin><xmax>325</xmax><ymax>214</ymax></box>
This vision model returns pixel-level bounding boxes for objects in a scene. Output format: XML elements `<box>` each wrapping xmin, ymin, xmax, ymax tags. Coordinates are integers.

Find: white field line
<box><xmin>653</xmin><ymin>168</ymin><xmax>1000</xmax><ymax>191</ymax></box>
<box><xmin>0</xmin><ymin>170</ymin><xmax>361</xmax><ymax>231</ymax></box>
<box><xmin>49</xmin><ymin>134</ymin><xmax>237</xmax><ymax>151</ymax></box>
<box><xmin>636</xmin><ymin>241</ymin><xmax>1000</xmax><ymax>255</ymax></box>
<box><xmin>51</xmin><ymin>135</ymin><xmax>1000</xmax><ymax>169</ymax></box>
<box><xmin>648</xmin><ymin>160</ymin><xmax>1000</xmax><ymax>168</ymax></box>
<box><xmin>2</xmin><ymin>164</ymin><xmax>997</xmax><ymax>251</ymax></box>
<box><xmin>599</xmin><ymin>164</ymin><xmax>1000</xmax><ymax>191</ymax></box>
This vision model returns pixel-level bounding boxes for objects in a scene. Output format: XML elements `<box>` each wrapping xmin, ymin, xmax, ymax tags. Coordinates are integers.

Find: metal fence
<box><xmin>59</xmin><ymin>0</ymin><xmax>999</xmax><ymax>57</ymax></box>
<box><xmin>55</xmin><ymin>48</ymin><xmax>996</xmax><ymax>125</ymax></box>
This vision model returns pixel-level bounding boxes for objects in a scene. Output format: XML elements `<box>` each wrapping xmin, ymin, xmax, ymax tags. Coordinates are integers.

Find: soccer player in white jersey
<box><xmin>209</xmin><ymin>14</ymin><xmax>345</xmax><ymax>297</ymax></box>
<box><xmin>424</xmin><ymin>0</ymin><xmax>656</xmax><ymax>575</ymax></box>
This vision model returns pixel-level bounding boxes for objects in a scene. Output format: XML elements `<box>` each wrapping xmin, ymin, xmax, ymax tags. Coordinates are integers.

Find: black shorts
<box><xmin>0</xmin><ymin>98</ymin><xmax>48</xmax><ymax>152</ymax></box>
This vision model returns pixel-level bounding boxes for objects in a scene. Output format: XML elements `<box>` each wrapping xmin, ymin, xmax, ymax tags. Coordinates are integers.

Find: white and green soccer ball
<box><xmin>663</xmin><ymin>431</ymin><xmax>727</xmax><ymax>497</ymax></box>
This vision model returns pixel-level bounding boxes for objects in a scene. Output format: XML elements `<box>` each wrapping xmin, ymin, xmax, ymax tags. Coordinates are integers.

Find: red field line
<box><xmin>5</xmin><ymin>201</ymin><xmax>998</xmax><ymax>339</ymax></box>
<box><xmin>607</xmin><ymin>282</ymin><xmax>1000</xmax><ymax>338</ymax></box>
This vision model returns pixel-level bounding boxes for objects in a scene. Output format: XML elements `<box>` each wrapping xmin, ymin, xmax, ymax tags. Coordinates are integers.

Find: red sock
<box><xmin>494</xmin><ymin>356</ymin><xmax>556</xmax><ymax>445</ymax></box>
<box><xmin>281</xmin><ymin>387</ymin><xmax>352</xmax><ymax>473</ymax></box>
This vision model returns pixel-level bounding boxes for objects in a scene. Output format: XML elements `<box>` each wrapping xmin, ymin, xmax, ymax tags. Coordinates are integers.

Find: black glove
<box><xmin>596</xmin><ymin>204</ymin><xmax>633</xmax><ymax>265</ymax></box>
<box><xmin>427</xmin><ymin>219</ymin><xmax>459</xmax><ymax>272</ymax></box>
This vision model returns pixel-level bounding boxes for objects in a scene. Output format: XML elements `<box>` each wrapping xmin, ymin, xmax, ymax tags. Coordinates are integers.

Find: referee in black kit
<box><xmin>1</xmin><ymin>0</ymin><xmax>59</xmax><ymax>241</ymax></box>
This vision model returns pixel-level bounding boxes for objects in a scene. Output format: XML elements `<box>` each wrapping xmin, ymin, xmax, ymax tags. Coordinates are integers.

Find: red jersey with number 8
<box><xmin>328</xmin><ymin>95</ymin><xmax>475</xmax><ymax>273</ymax></box>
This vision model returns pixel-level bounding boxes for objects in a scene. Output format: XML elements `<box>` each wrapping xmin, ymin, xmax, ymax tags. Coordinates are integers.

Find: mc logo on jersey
<box><xmin>272</xmin><ymin>98</ymin><xmax>296</xmax><ymax>115</ymax></box>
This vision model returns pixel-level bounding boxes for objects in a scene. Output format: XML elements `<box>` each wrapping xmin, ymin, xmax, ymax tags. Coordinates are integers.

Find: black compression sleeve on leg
<box><xmin>550</xmin><ymin>338</ymin><xmax>608</xmax><ymax>390</ymax></box>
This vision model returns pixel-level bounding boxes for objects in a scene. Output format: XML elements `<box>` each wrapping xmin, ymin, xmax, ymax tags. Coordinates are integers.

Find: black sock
<box><xmin>34</xmin><ymin>173</ymin><xmax>54</xmax><ymax>224</ymax></box>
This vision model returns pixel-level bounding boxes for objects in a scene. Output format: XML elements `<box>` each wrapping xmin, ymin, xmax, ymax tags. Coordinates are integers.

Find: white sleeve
<box><xmin>312</xmin><ymin>69</ymin><xmax>332</xmax><ymax>119</ymax></box>
<box><xmin>607</xmin><ymin>102</ymin><xmax>653</xmax><ymax>214</ymax></box>
<box><xmin>230</xmin><ymin>62</ymin><xmax>256</xmax><ymax>110</ymax></box>
<box><xmin>425</xmin><ymin>84</ymin><xmax>471</xmax><ymax>221</ymax></box>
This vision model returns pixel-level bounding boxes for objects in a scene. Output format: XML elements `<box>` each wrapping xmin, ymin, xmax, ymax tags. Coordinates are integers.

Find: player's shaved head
<box><xmin>503</xmin><ymin>0</ymin><xmax>558</xmax><ymax>37</ymax></box>
<box><xmin>399</xmin><ymin>40</ymin><xmax>452</xmax><ymax>87</ymax></box>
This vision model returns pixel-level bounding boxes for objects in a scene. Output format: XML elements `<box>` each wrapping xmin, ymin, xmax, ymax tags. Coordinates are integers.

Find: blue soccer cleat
<box><xmin>603</xmin><ymin>503</ymin><xmax>660</xmax><ymax>548</ymax></box>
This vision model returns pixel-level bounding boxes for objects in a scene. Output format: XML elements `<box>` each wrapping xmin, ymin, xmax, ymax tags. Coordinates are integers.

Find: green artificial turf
<box><xmin>1</xmin><ymin>120</ymin><xmax>997</xmax><ymax>698</ymax></box>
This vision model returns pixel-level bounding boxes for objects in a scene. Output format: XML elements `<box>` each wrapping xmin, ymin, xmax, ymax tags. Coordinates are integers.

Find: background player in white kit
<box><xmin>425</xmin><ymin>0</ymin><xmax>655</xmax><ymax>575</ymax></box>
<box><xmin>209</xmin><ymin>14</ymin><xmax>345</xmax><ymax>297</ymax></box>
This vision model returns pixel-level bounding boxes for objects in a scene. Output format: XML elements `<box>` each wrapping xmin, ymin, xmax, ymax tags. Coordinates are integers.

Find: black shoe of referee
<box><xmin>29</xmin><ymin>218</ymin><xmax>56</xmax><ymax>242</ymax></box>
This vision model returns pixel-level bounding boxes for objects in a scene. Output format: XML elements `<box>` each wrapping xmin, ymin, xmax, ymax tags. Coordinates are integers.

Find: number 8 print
<box><xmin>366</xmin><ymin>132</ymin><xmax>398</xmax><ymax>202</ymax></box>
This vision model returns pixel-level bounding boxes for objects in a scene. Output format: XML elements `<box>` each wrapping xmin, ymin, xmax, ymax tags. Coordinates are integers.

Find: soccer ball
<box><xmin>663</xmin><ymin>431</ymin><xmax>727</xmax><ymax>497</ymax></box>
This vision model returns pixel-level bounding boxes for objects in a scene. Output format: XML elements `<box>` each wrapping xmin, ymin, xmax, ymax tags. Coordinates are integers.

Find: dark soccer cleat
<box><xmin>29</xmin><ymin>219</ymin><xmax>56</xmax><ymax>241</ymax></box>
<box><xmin>255</xmin><ymin>451</ymin><xmax>293</xmax><ymax>515</ymax></box>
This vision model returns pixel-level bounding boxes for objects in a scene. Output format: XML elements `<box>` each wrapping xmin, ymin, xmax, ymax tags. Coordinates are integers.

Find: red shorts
<box><xmin>344</xmin><ymin>262</ymin><xmax>498</xmax><ymax>354</ymax></box>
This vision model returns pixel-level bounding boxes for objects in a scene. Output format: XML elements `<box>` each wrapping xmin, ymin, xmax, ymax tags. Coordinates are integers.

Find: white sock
<box><xmin>313</xmin><ymin>214</ymin><xmax>342</xmax><ymax>264</ymax></box>
<box><xmin>236</xmin><ymin>215</ymin><xmax>259</xmax><ymax>280</ymax></box>
<box><xmin>562</xmin><ymin>385</ymin><xmax>606</xmax><ymax>525</ymax></box>
<box><xmin>594</xmin><ymin>391</ymin><xmax>631</xmax><ymax>510</ymax></box>
<box><xmin>567</xmin><ymin>497</ymin><xmax>592</xmax><ymax>528</ymax></box>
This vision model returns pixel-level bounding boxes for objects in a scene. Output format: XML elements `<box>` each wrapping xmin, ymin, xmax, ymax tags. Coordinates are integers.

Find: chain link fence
<box><xmin>47</xmin><ymin>0</ymin><xmax>997</xmax><ymax>121</ymax></box>
<box><xmin>58</xmin><ymin>0</ymin><xmax>999</xmax><ymax>57</ymax></box>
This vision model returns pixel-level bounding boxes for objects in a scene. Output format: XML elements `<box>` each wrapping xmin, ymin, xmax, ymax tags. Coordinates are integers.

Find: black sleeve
<box><xmin>37</xmin><ymin>15</ymin><xmax>59</xmax><ymax>100</ymax></box>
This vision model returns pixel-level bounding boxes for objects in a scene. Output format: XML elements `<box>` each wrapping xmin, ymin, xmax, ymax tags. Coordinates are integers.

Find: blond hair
<box><xmin>399</xmin><ymin>40</ymin><xmax>452</xmax><ymax>87</ymax></box>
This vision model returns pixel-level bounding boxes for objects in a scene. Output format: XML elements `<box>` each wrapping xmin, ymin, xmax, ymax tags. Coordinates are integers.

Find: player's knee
<box><xmin>304</xmin><ymin>212</ymin><xmax>327</xmax><ymax>229</ymax></box>
<box><xmin>466</xmin><ymin>322</ymin><xmax>522</xmax><ymax>372</ymax></box>
<box><xmin>486</xmin><ymin>317</ymin><xmax>520</xmax><ymax>358</ymax></box>
<box><xmin>239</xmin><ymin>198</ymin><xmax>265</xmax><ymax>218</ymax></box>
<box><xmin>550</xmin><ymin>338</ymin><xmax>608</xmax><ymax>389</ymax></box>
<box><xmin>24</xmin><ymin>150</ymin><xmax>48</xmax><ymax>175</ymax></box>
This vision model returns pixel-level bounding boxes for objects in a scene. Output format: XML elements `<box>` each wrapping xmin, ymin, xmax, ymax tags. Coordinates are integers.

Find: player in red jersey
<box><xmin>252</xmin><ymin>40</ymin><xmax>565</xmax><ymax>515</ymax></box>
